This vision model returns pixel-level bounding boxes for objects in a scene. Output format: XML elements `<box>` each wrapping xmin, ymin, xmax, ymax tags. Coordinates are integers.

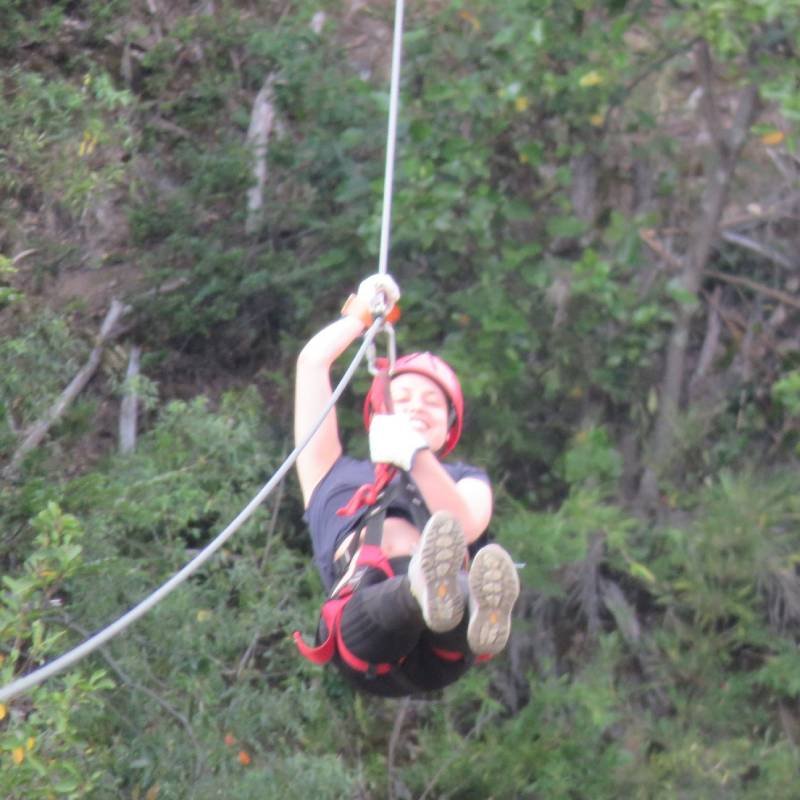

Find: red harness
<box><xmin>292</xmin><ymin>486</ymin><xmax>476</xmax><ymax>677</ymax></box>
<box><xmin>293</xmin><ymin>543</ymin><xmax>398</xmax><ymax>676</ymax></box>
<box><xmin>335</xmin><ymin>367</ymin><xmax>397</xmax><ymax>519</ymax></box>
<box><xmin>293</xmin><ymin>366</ymin><xmax>482</xmax><ymax>679</ymax></box>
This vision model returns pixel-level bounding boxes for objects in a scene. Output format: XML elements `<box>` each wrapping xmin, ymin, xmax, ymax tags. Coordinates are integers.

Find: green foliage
<box><xmin>0</xmin><ymin>503</ymin><xmax>115</xmax><ymax>799</ymax></box>
<box><xmin>402</xmin><ymin>638</ymin><xmax>628</xmax><ymax>799</ymax></box>
<box><xmin>0</xmin><ymin>669</ymin><xmax>115</xmax><ymax>799</ymax></box>
<box><xmin>672</xmin><ymin>0</ymin><xmax>800</xmax><ymax>147</ymax></box>
<box><xmin>0</xmin><ymin>64</ymin><xmax>134</xmax><ymax>234</ymax></box>
<box><xmin>129</xmin><ymin>8</ymin><xmax>392</xmax><ymax>341</ymax></box>
<box><xmin>560</xmin><ymin>425</ymin><xmax>623</xmax><ymax>490</ymax></box>
<box><xmin>0</xmin><ymin>254</ymin><xmax>22</xmax><ymax>308</ymax></box>
<box><xmin>36</xmin><ymin>389</ymin><xmax>334</xmax><ymax>797</ymax></box>
<box><xmin>65</xmin><ymin>390</ymin><xmax>279</xmax><ymax>554</ymax></box>
<box><xmin>652</xmin><ymin>472</ymin><xmax>800</xmax><ymax>639</ymax></box>
<box><xmin>2</xmin><ymin>0</ymin><xmax>800</xmax><ymax>797</ymax></box>
<box><xmin>754</xmin><ymin>641</ymin><xmax>800</xmax><ymax>698</ymax></box>
<box><xmin>1</xmin><ymin>503</ymin><xmax>84</xmax><ymax>662</ymax></box>
<box><xmin>501</xmin><ymin>487</ymin><xmax>635</xmax><ymax>596</ymax></box>
<box><xmin>0</xmin><ymin>310</ymin><xmax>87</xmax><ymax>437</ymax></box>
<box><xmin>197</xmin><ymin>752</ymin><xmax>359</xmax><ymax>800</ymax></box>
<box><xmin>772</xmin><ymin>369</ymin><xmax>800</xmax><ymax>416</ymax></box>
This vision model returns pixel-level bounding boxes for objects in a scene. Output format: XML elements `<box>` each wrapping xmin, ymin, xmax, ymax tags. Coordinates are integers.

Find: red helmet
<box><xmin>363</xmin><ymin>352</ymin><xmax>464</xmax><ymax>457</ymax></box>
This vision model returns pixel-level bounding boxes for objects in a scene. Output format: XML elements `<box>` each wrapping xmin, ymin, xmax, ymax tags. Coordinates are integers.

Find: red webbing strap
<box><xmin>298</xmin><ymin>363</ymin><xmax>401</xmax><ymax>670</ymax></box>
<box><xmin>333</xmin><ymin>606</ymin><xmax>395</xmax><ymax>676</ymax></box>
<box><xmin>430</xmin><ymin>647</ymin><xmax>493</xmax><ymax>664</ymax></box>
<box><xmin>352</xmin><ymin>543</ymin><xmax>392</xmax><ymax>575</ymax></box>
<box><xmin>430</xmin><ymin>646</ymin><xmax>465</xmax><ymax>663</ymax></box>
<box><xmin>294</xmin><ymin>544</ymin><xmax>396</xmax><ymax>672</ymax></box>
<box><xmin>371</xmin><ymin>364</ymin><xmax>393</xmax><ymax>415</ymax></box>
<box><xmin>336</xmin><ymin>462</ymin><xmax>396</xmax><ymax>517</ymax></box>
<box><xmin>293</xmin><ymin>597</ymin><xmax>347</xmax><ymax>664</ymax></box>
<box><xmin>337</xmin><ymin>367</ymin><xmax>397</xmax><ymax>518</ymax></box>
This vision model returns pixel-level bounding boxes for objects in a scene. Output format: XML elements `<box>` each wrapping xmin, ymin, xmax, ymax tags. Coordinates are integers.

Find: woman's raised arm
<box><xmin>294</xmin><ymin>315</ymin><xmax>364</xmax><ymax>506</ymax></box>
<box><xmin>294</xmin><ymin>274</ymin><xmax>400</xmax><ymax>506</ymax></box>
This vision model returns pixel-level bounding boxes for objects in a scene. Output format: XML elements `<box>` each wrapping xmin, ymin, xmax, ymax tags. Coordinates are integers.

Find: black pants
<box><xmin>330</xmin><ymin>559</ymin><xmax>473</xmax><ymax>698</ymax></box>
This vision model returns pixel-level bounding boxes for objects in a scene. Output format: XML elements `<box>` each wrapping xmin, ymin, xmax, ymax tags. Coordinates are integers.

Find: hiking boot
<box><xmin>467</xmin><ymin>544</ymin><xmax>520</xmax><ymax>657</ymax></box>
<box><xmin>408</xmin><ymin>511</ymin><xmax>467</xmax><ymax>633</ymax></box>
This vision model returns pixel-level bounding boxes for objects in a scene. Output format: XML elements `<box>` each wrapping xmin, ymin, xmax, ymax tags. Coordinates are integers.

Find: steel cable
<box><xmin>0</xmin><ymin>320</ymin><xmax>384</xmax><ymax>702</ymax></box>
<box><xmin>1</xmin><ymin>0</ymin><xmax>408</xmax><ymax>704</ymax></box>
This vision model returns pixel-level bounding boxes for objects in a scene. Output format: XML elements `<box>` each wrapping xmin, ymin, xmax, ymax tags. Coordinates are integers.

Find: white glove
<box><xmin>369</xmin><ymin>413</ymin><xmax>428</xmax><ymax>471</ymax></box>
<box><xmin>357</xmin><ymin>273</ymin><xmax>401</xmax><ymax>317</ymax></box>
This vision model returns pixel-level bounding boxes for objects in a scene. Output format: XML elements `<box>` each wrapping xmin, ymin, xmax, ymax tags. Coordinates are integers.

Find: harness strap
<box><xmin>430</xmin><ymin>646</ymin><xmax>465</xmax><ymax>662</ymax></box>
<box><xmin>297</xmin><ymin>466</ymin><xmax>486</xmax><ymax>676</ymax></box>
<box><xmin>337</xmin><ymin>367</ymin><xmax>397</xmax><ymax>518</ymax></box>
<box><xmin>294</xmin><ymin>543</ymin><xmax>396</xmax><ymax>673</ymax></box>
<box><xmin>336</xmin><ymin>463</ymin><xmax>397</xmax><ymax>518</ymax></box>
<box><xmin>293</xmin><ymin>591</ymin><xmax>396</xmax><ymax>674</ymax></box>
<box><xmin>292</xmin><ymin>597</ymin><xmax>345</xmax><ymax>665</ymax></box>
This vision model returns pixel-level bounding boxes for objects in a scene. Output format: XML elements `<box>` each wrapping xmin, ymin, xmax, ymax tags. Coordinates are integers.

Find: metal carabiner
<box><xmin>370</xmin><ymin>289</ymin><xmax>390</xmax><ymax>319</ymax></box>
<box><xmin>367</xmin><ymin>321</ymin><xmax>397</xmax><ymax>376</ymax></box>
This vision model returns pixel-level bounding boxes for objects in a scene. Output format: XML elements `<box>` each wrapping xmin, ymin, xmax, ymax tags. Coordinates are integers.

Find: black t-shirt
<box><xmin>304</xmin><ymin>455</ymin><xmax>490</xmax><ymax>592</ymax></box>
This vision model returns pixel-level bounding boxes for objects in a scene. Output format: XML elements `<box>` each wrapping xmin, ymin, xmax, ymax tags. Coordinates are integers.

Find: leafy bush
<box><xmin>0</xmin><ymin>503</ymin><xmax>115</xmax><ymax>800</ymax></box>
<box><xmin>3</xmin><ymin>0</ymin><xmax>800</xmax><ymax>797</ymax></box>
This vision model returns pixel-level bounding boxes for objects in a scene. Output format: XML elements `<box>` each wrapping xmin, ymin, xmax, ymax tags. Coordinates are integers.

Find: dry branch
<box><xmin>149</xmin><ymin>115</ymin><xmax>193</xmax><ymax>141</ymax></box>
<box><xmin>245</xmin><ymin>75</ymin><xmax>278</xmax><ymax>234</ymax></box>
<box><xmin>704</xmin><ymin>268</ymin><xmax>800</xmax><ymax>311</ymax></box>
<box><xmin>387</xmin><ymin>697</ymin><xmax>411</xmax><ymax>800</ymax></box>
<box><xmin>690</xmin><ymin>286</ymin><xmax>722</xmax><ymax>391</ymax></box>
<box><xmin>720</xmin><ymin>230</ymin><xmax>798</xmax><ymax>271</ymax></box>
<box><xmin>4</xmin><ymin>299</ymin><xmax>129</xmax><ymax>478</ymax></box>
<box><xmin>119</xmin><ymin>345</ymin><xmax>142</xmax><ymax>455</ymax></box>
<box><xmin>5</xmin><ymin>411</ymin><xmax>19</xmax><ymax>435</ymax></box>
<box><xmin>144</xmin><ymin>0</ymin><xmax>164</xmax><ymax>42</ymax></box>
<box><xmin>12</xmin><ymin>249</ymin><xmax>38</xmax><ymax>266</ymax></box>
<box><xmin>639</xmin><ymin>39</ymin><xmax>760</xmax><ymax>506</ymax></box>
<box><xmin>640</xmin><ymin>229</ymin><xmax>800</xmax><ymax>310</ymax></box>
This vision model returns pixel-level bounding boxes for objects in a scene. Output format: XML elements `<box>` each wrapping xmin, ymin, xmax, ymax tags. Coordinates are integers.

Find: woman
<box><xmin>294</xmin><ymin>274</ymin><xmax>519</xmax><ymax>696</ymax></box>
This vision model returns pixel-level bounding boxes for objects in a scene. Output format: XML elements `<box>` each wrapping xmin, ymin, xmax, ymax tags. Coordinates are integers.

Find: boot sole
<box><xmin>409</xmin><ymin>511</ymin><xmax>466</xmax><ymax>633</ymax></box>
<box><xmin>467</xmin><ymin>544</ymin><xmax>520</xmax><ymax>656</ymax></box>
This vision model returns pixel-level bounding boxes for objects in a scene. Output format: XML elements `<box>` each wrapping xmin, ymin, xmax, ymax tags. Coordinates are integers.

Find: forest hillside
<box><xmin>2</xmin><ymin>1</ymin><xmax>800</xmax><ymax>798</ymax></box>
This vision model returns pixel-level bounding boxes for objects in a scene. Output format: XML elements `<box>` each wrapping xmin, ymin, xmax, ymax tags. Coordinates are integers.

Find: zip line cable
<box><xmin>0</xmin><ymin>321</ymin><xmax>383</xmax><ymax>704</ymax></box>
<box><xmin>0</xmin><ymin>0</ymin><xmax>408</xmax><ymax>704</ymax></box>
<box><xmin>377</xmin><ymin>0</ymin><xmax>405</xmax><ymax>276</ymax></box>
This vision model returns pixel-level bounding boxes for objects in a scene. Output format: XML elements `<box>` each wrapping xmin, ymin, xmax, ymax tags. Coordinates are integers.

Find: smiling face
<box><xmin>389</xmin><ymin>372</ymin><xmax>450</xmax><ymax>453</ymax></box>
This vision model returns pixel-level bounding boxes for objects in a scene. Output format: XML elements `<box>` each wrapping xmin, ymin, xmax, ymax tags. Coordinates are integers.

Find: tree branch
<box><xmin>4</xmin><ymin>299</ymin><xmax>130</xmax><ymax>478</ymax></box>
<box><xmin>387</xmin><ymin>697</ymin><xmax>411</xmax><ymax>800</ymax></box>
<box><xmin>245</xmin><ymin>75</ymin><xmax>278</xmax><ymax>234</ymax></box>
<box><xmin>119</xmin><ymin>345</ymin><xmax>142</xmax><ymax>455</ymax></box>
<box><xmin>695</xmin><ymin>39</ymin><xmax>726</xmax><ymax>158</ymax></box>
<box><xmin>640</xmin><ymin>229</ymin><xmax>800</xmax><ymax>310</ymax></box>
<box><xmin>690</xmin><ymin>286</ymin><xmax>722</xmax><ymax>391</ymax></box>
<box><xmin>720</xmin><ymin>230</ymin><xmax>797</xmax><ymax>271</ymax></box>
<box><xmin>639</xmin><ymin>40</ymin><xmax>760</xmax><ymax>506</ymax></box>
<box><xmin>704</xmin><ymin>268</ymin><xmax>800</xmax><ymax>311</ymax></box>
